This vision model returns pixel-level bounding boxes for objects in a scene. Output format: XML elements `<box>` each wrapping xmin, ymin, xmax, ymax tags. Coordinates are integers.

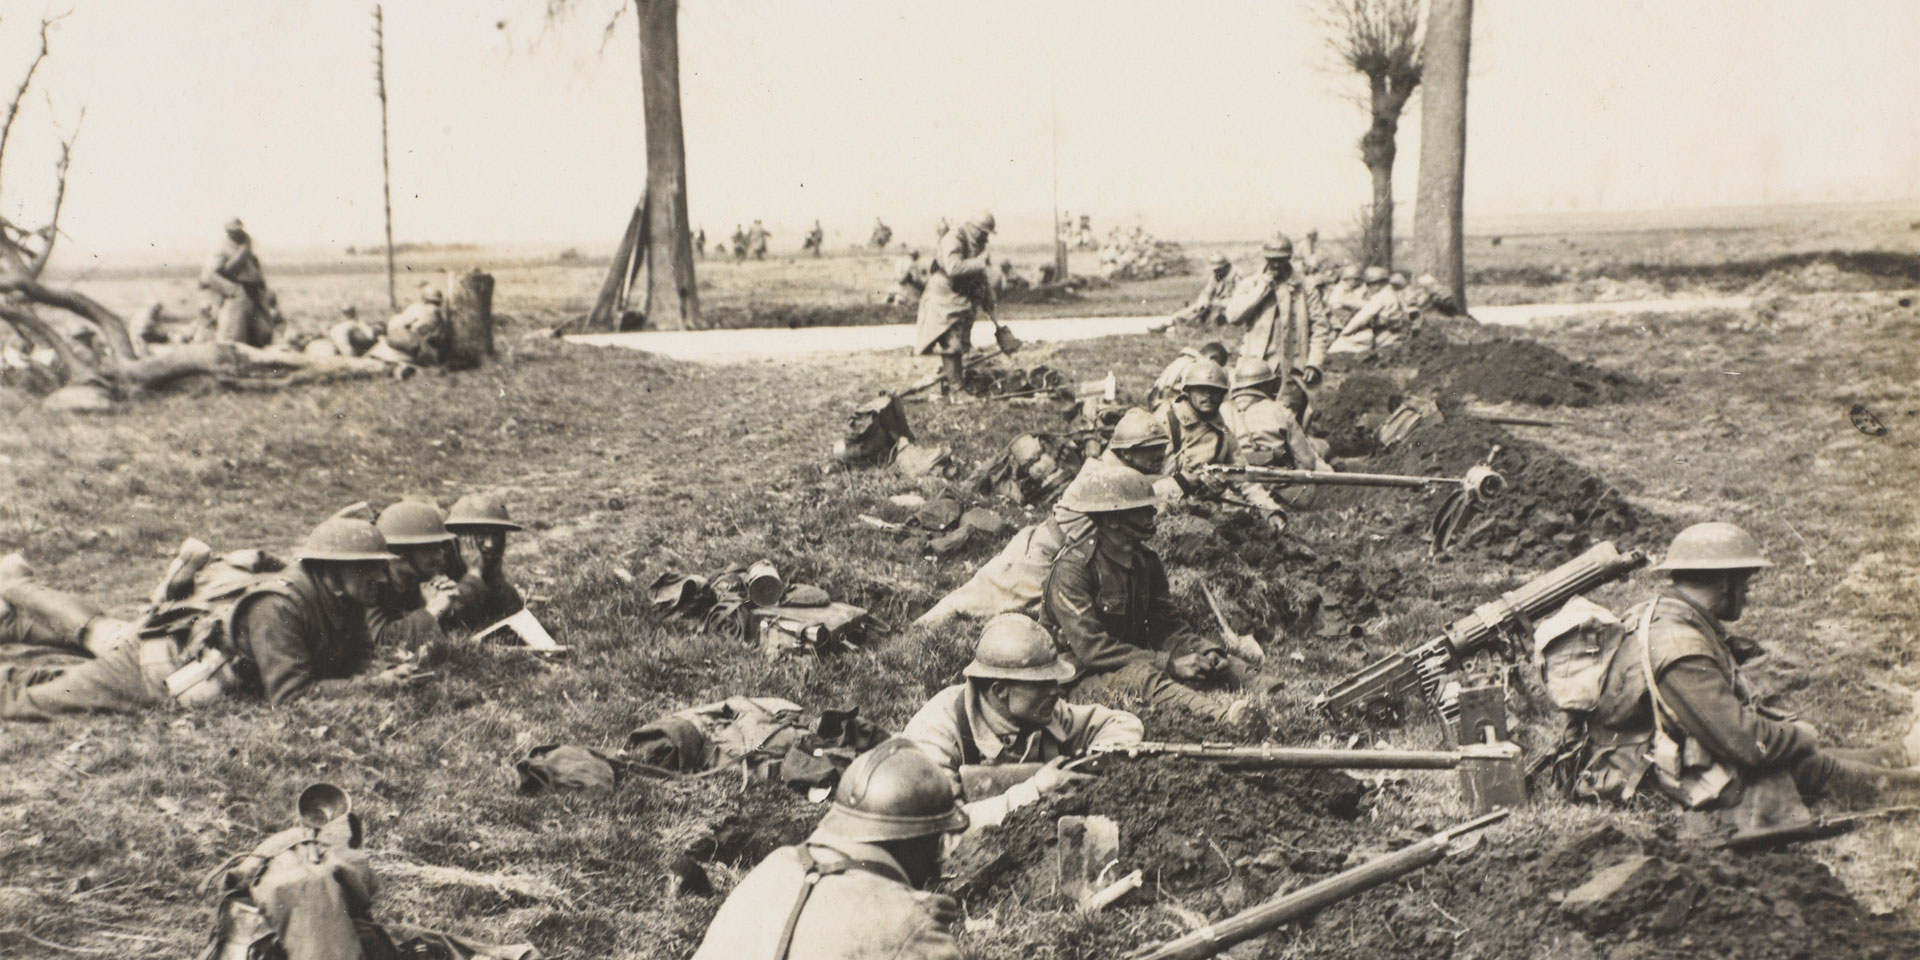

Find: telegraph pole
<box><xmin>373</xmin><ymin>6</ymin><xmax>396</xmax><ymax>311</ymax></box>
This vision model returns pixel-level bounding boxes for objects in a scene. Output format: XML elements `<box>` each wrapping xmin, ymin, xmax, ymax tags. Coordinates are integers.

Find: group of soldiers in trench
<box><xmin>8</xmin><ymin>213</ymin><xmax>1920</xmax><ymax>959</ymax></box>
<box><xmin>4</xmin><ymin>218</ymin><xmax>464</xmax><ymax>378</ymax></box>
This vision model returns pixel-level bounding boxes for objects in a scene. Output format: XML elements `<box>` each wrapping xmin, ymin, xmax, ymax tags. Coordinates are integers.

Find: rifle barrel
<box><xmin>1132</xmin><ymin>810</ymin><xmax>1508</xmax><ymax>960</ymax></box>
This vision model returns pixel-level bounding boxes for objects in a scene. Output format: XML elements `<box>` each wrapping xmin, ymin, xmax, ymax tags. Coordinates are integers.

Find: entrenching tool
<box><xmin>1317</xmin><ymin>541</ymin><xmax>1648</xmax><ymax>720</ymax></box>
<box><xmin>1129</xmin><ymin>809</ymin><xmax>1510</xmax><ymax>960</ymax></box>
<box><xmin>987</xmin><ymin>310</ymin><xmax>1023</xmax><ymax>355</ymax></box>
<box><xmin>1201</xmin><ymin>582</ymin><xmax>1265</xmax><ymax>665</ymax></box>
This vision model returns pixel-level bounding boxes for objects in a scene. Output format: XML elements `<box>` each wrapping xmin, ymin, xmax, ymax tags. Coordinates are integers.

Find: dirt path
<box><xmin>564</xmin><ymin>295</ymin><xmax>1763</xmax><ymax>362</ymax></box>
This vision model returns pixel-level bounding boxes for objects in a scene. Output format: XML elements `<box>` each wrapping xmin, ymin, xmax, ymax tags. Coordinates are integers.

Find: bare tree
<box><xmin>1324</xmin><ymin>0</ymin><xmax>1423</xmax><ymax>269</ymax></box>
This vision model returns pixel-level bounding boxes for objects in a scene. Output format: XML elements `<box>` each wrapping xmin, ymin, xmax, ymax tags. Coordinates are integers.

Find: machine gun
<box><xmin>1316</xmin><ymin>540</ymin><xmax>1648</xmax><ymax>720</ymax></box>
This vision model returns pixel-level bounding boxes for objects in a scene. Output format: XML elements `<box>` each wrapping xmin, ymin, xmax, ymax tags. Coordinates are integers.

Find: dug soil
<box><xmin>1404</xmin><ymin>336</ymin><xmax>1647</xmax><ymax>408</ymax></box>
<box><xmin>1317</xmin><ymin>820</ymin><xmax>1920</xmax><ymax>959</ymax></box>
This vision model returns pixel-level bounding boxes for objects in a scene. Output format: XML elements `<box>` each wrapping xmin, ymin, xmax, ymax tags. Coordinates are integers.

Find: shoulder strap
<box><xmin>1636</xmin><ymin>601</ymin><xmax>1670</xmax><ymax>741</ymax></box>
<box><xmin>1163</xmin><ymin>404</ymin><xmax>1183</xmax><ymax>452</ymax></box>
<box><xmin>774</xmin><ymin>845</ymin><xmax>875</xmax><ymax>960</ymax></box>
<box><xmin>951</xmin><ymin>690</ymin><xmax>983</xmax><ymax>766</ymax></box>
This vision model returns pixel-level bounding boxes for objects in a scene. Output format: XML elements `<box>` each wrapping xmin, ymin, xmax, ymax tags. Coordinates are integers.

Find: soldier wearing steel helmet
<box><xmin>1226</xmin><ymin>356</ymin><xmax>1330</xmax><ymax>474</ymax></box>
<box><xmin>1040</xmin><ymin>458</ymin><xmax>1249</xmax><ymax>722</ymax></box>
<box><xmin>1331</xmin><ymin>265</ymin><xmax>1419</xmax><ymax>355</ymax></box>
<box><xmin>1148</xmin><ymin>341</ymin><xmax>1229</xmax><ymax>406</ymax></box>
<box><xmin>1171</xmin><ymin>254</ymin><xmax>1239</xmax><ymax>327</ymax></box>
<box><xmin>1152</xmin><ymin>358</ymin><xmax>1289</xmax><ymax>533</ymax></box>
<box><xmin>912</xmin><ymin>409</ymin><xmax>1171</xmax><ymax>627</ymax></box>
<box><xmin>1224</xmin><ymin>233</ymin><xmax>1331</xmax><ymax>388</ymax></box>
<box><xmin>1574</xmin><ymin>523</ymin><xmax>1920</xmax><ymax>829</ymax></box>
<box><xmin>903</xmin><ymin>614</ymin><xmax>1143</xmax><ymax>830</ymax></box>
<box><xmin>914</xmin><ymin>211</ymin><xmax>997</xmax><ymax>400</ymax></box>
<box><xmin>367</xmin><ymin>499</ymin><xmax>516</xmax><ymax>648</ymax></box>
<box><xmin>443</xmin><ymin>492</ymin><xmax>526</xmax><ymax>628</ymax></box>
<box><xmin>690</xmin><ymin>738</ymin><xmax>967</xmax><ymax>960</ymax></box>
<box><xmin>1</xmin><ymin>514</ymin><xmax>401</xmax><ymax>719</ymax></box>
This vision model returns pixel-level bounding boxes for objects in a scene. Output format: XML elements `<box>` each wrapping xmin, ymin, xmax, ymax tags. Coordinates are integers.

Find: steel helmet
<box><xmin>1107</xmin><ymin>407</ymin><xmax>1171</xmax><ymax>452</ymax></box>
<box><xmin>970</xmin><ymin>211</ymin><xmax>997</xmax><ymax>234</ymax></box>
<box><xmin>1339</xmin><ymin>265</ymin><xmax>1362</xmax><ymax>282</ymax></box>
<box><xmin>1232</xmin><ymin>357</ymin><xmax>1280</xmax><ymax>391</ymax></box>
<box><xmin>1181</xmin><ymin>359</ymin><xmax>1231</xmax><ymax>393</ymax></box>
<box><xmin>964</xmin><ymin>614</ymin><xmax>1075</xmax><ymax>683</ymax></box>
<box><xmin>1653</xmin><ymin>522</ymin><xmax>1774</xmax><ymax>573</ymax></box>
<box><xmin>1389</xmin><ymin>272</ymin><xmax>1409</xmax><ymax>289</ymax></box>
<box><xmin>295</xmin><ymin>517</ymin><xmax>397</xmax><ymax>564</ymax></box>
<box><xmin>1059</xmin><ymin>460</ymin><xmax>1159</xmax><ymax>513</ymax></box>
<box><xmin>1416</xmin><ymin>273</ymin><xmax>1438</xmax><ymax>286</ymax></box>
<box><xmin>445</xmin><ymin>493</ymin><xmax>524</xmax><ymax>533</ymax></box>
<box><xmin>814</xmin><ymin>739</ymin><xmax>969</xmax><ymax>843</ymax></box>
<box><xmin>1362</xmin><ymin>266</ymin><xmax>1389</xmax><ymax>284</ymax></box>
<box><xmin>375</xmin><ymin>500</ymin><xmax>455</xmax><ymax>546</ymax></box>
<box><xmin>1208</xmin><ymin>254</ymin><xmax>1231</xmax><ymax>269</ymax></box>
<box><xmin>1261</xmin><ymin>234</ymin><xmax>1294</xmax><ymax>259</ymax></box>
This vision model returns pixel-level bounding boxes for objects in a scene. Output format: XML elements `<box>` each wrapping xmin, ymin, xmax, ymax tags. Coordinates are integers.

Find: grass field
<box><xmin>4</xmin><ymin>220</ymin><xmax>1920</xmax><ymax>958</ymax></box>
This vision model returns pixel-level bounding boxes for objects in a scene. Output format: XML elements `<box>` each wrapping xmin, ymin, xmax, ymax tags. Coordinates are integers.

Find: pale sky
<box><xmin>2</xmin><ymin>0</ymin><xmax>1915</xmax><ymax>266</ymax></box>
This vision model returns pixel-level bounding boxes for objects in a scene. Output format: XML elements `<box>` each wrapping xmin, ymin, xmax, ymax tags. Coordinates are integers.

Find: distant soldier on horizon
<box><xmin>748</xmin><ymin>220</ymin><xmax>771</xmax><ymax>260</ymax></box>
<box><xmin>803</xmin><ymin>220</ymin><xmax>825</xmax><ymax>257</ymax></box>
<box><xmin>870</xmin><ymin>217</ymin><xmax>893</xmax><ymax>250</ymax></box>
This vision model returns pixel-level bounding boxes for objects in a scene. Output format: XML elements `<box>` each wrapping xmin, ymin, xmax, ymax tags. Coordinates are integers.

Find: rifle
<box><xmin>1130</xmin><ymin>809</ymin><xmax>1510</xmax><ymax>960</ymax></box>
<box><xmin>1316</xmin><ymin>541</ymin><xmax>1648</xmax><ymax>720</ymax></box>
<box><xmin>957</xmin><ymin>740</ymin><xmax>1521</xmax><ymax>801</ymax></box>
<box><xmin>1715</xmin><ymin>806</ymin><xmax>1920</xmax><ymax>852</ymax></box>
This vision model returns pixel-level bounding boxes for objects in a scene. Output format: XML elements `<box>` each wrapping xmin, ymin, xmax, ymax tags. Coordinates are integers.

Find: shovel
<box><xmin>987</xmin><ymin>310</ymin><xmax>1022</xmax><ymax>355</ymax></box>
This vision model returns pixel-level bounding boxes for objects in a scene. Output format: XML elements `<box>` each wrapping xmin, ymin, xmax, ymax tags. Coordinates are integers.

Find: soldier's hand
<box><xmin>915</xmin><ymin>890</ymin><xmax>963</xmax><ymax>927</ymax></box>
<box><xmin>424</xmin><ymin>588</ymin><xmax>455</xmax><ymax>621</ymax></box>
<box><xmin>1029</xmin><ymin>756</ymin><xmax>1095</xmax><ymax>796</ymax></box>
<box><xmin>1300</xmin><ymin>365</ymin><xmax>1324</xmax><ymax>387</ymax></box>
<box><xmin>1266</xmin><ymin>512</ymin><xmax>1289</xmax><ymax>535</ymax></box>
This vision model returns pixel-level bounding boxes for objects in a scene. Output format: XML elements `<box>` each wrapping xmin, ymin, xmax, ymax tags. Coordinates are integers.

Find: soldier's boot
<box><xmin>0</xmin><ymin>572</ymin><xmax>106</xmax><ymax>651</ymax></box>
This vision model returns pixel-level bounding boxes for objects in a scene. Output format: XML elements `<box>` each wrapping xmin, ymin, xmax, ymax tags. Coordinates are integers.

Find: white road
<box><xmin>564</xmin><ymin>296</ymin><xmax>1757</xmax><ymax>363</ymax></box>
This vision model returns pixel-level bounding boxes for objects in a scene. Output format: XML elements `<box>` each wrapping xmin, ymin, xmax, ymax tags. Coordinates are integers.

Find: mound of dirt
<box><xmin>1326</xmin><ymin>413</ymin><xmax>1675</xmax><ymax>567</ymax></box>
<box><xmin>1404</xmin><ymin>337</ymin><xmax>1645</xmax><ymax>408</ymax></box>
<box><xmin>1161</xmin><ymin>510</ymin><xmax>1410</xmax><ymax>644</ymax></box>
<box><xmin>1322</xmin><ymin>820</ymin><xmax>1920</xmax><ymax>959</ymax></box>
<box><xmin>1312</xmin><ymin>373</ymin><xmax>1404</xmax><ymax>457</ymax></box>
<box><xmin>945</xmin><ymin>755</ymin><xmax>1379</xmax><ymax>915</ymax></box>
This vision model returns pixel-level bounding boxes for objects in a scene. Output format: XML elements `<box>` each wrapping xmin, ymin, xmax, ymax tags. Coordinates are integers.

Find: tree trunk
<box><xmin>1366</xmin><ymin>157</ymin><xmax>1395</xmax><ymax>268</ymax></box>
<box><xmin>1360</xmin><ymin>95</ymin><xmax>1402</xmax><ymax>269</ymax></box>
<box><xmin>635</xmin><ymin>0</ymin><xmax>699</xmax><ymax>330</ymax></box>
<box><xmin>445</xmin><ymin>269</ymin><xmax>495</xmax><ymax>367</ymax></box>
<box><xmin>1413</xmin><ymin>0</ymin><xmax>1471</xmax><ymax>309</ymax></box>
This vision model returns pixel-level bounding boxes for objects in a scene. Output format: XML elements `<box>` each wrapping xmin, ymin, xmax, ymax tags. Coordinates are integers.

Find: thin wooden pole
<box><xmin>373</xmin><ymin>6</ymin><xmax>396</xmax><ymax>311</ymax></box>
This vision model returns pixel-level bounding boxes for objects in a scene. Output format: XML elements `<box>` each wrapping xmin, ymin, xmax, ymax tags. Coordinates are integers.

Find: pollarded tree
<box><xmin>1324</xmin><ymin>0</ymin><xmax>1423</xmax><ymax>269</ymax></box>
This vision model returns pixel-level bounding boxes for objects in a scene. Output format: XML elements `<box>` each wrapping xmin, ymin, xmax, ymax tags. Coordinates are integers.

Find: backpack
<box><xmin>137</xmin><ymin>550</ymin><xmax>294</xmax><ymax>705</ymax></box>
<box><xmin>1530</xmin><ymin>595</ymin><xmax>1626</xmax><ymax>714</ymax></box>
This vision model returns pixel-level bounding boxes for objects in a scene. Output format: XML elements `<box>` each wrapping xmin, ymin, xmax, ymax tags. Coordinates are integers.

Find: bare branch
<box><xmin>0</xmin><ymin>276</ymin><xmax>134</xmax><ymax>361</ymax></box>
<box><xmin>0</xmin><ymin>302</ymin><xmax>90</xmax><ymax>387</ymax></box>
<box><xmin>25</xmin><ymin>109</ymin><xmax>81</xmax><ymax>279</ymax></box>
<box><xmin>0</xmin><ymin>13</ymin><xmax>68</xmax><ymax>180</ymax></box>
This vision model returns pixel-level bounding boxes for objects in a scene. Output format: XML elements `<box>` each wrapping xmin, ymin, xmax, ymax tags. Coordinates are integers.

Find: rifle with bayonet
<box><xmin>1198</xmin><ymin>453</ymin><xmax>1506</xmax><ymax>549</ymax></box>
<box><xmin>1316</xmin><ymin>540</ymin><xmax>1648</xmax><ymax>721</ymax></box>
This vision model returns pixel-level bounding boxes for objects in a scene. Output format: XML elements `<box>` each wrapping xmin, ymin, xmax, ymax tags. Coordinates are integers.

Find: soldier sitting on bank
<box><xmin>1</xmin><ymin>515</ymin><xmax>408</xmax><ymax>719</ymax></box>
<box><xmin>689</xmin><ymin>739</ymin><xmax>968</xmax><ymax>960</ymax></box>
<box><xmin>1568</xmin><ymin>522</ymin><xmax>1920</xmax><ymax>835</ymax></box>
<box><xmin>904</xmin><ymin>614</ymin><xmax>1143</xmax><ymax>830</ymax></box>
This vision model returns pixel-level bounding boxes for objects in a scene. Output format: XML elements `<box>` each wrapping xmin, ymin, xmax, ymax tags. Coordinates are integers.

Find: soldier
<box><xmin>373</xmin><ymin>286</ymin><xmax>450</xmax><ymax>366</ymax></box>
<box><xmin>803</xmin><ymin>220</ymin><xmax>825</xmax><ymax>257</ymax></box>
<box><xmin>199</xmin><ymin>218</ymin><xmax>275</xmax><ymax>347</ymax></box>
<box><xmin>368</xmin><ymin>499</ymin><xmax>522</xmax><ymax>649</ymax></box>
<box><xmin>1</xmin><ymin>517</ymin><xmax>403</xmax><ymax>719</ymax></box>
<box><xmin>870</xmin><ymin>217</ymin><xmax>893</xmax><ymax>250</ymax></box>
<box><xmin>1041</xmin><ymin>461</ymin><xmax>1249</xmax><ymax>722</ymax></box>
<box><xmin>887</xmin><ymin>250</ymin><xmax>928</xmax><ymax>307</ymax></box>
<box><xmin>443</xmin><ymin>492</ymin><xmax>527</xmax><ymax>629</ymax></box>
<box><xmin>1153</xmin><ymin>359</ymin><xmax>1288</xmax><ymax>533</ymax></box>
<box><xmin>1224</xmin><ymin>234</ymin><xmax>1331</xmax><ymax>388</ymax></box>
<box><xmin>749</xmin><ymin>220</ymin><xmax>771</xmax><ymax>260</ymax></box>
<box><xmin>904</xmin><ymin>614</ymin><xmax>1144</xmax><ymax>829</ymax></box>
<box><xmin>1573</xmin><ymin>523</ymin><xmax>1920</xmax><ymax>831</ymax></box>
<box><xmin>325</xmin><ymin>305</ymin><xmax>378</xmax><ymax>359</ymax></box>
<box><xmin>693</xmin><ymin>227</ymin><xmax>707</xmax><ymax>259</ymax></box>
<box><xmin>1171</xmin><ymin>255</ymin><xmax>1239</xmax><ymax>327</ymax></box>
<box><xmin>731</xmin><ymin>225</ymin><xmax>749</xmax><ymax>260</ymax></box>
<box><xmin>913</xmin><ymin>408</ymin><xmax>1169</xmax><ymax>628</ymax></box>
<box><xmin>1148</xmin><ymin>341</ymin><xmax>1229</xmax><ymax>406</ymax></box>
<box><xmin>1226</xmin><ymin>357</ymin><xmax>1329</xmax><ymax>473</ymax></box>
<box><xmin>1330</xmin><ymin>265</ymin><xmax>1419</xmax><ymax>355</ymax></box>
<box><xmin>689</xmin><ymin>739</ymin><xmax>967</xmax><ymax>960</ymax></box>
<box><xmin>914</xmin><ymin>211</ymin><xmax>996</xmax><ymax>399</ymax></box>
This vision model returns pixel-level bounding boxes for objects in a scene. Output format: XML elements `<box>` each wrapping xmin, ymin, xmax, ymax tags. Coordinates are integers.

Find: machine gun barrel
<box><xmin>1316</xmin><ymin>541</ymin><xmax>1648</xmax><ymax>717</ymax></box>
<box><xmin>1203</xmin><ymin>463</ymin><xmax>1506</xmax><ymax>501</ymax></box>
<box><xmin>1088</xmin><ymin>740</ymin><xmax>1512</xmax><ymax>770</ymax></box>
